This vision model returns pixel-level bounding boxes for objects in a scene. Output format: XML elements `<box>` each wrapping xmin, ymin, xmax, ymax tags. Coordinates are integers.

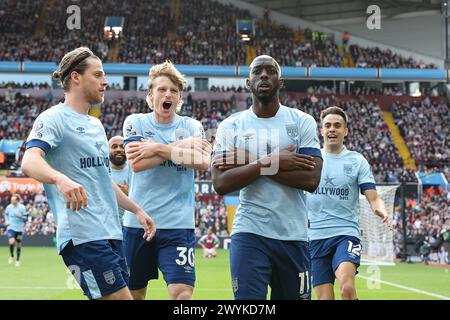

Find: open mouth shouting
<box><xmin>162</xmin><ymin>101</ymin><xmax>172</xmax><ymax>110</ymax></box>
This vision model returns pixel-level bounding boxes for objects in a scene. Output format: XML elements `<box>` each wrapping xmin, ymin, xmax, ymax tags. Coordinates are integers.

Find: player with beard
<box><xmin>21</xmin><ymin>47</ymin><xmax>156</xmax><ymax>300</ymax></box>
<box><xmin>211</xmin><ymin>55</ymin><xmax>323</xmax><ymax>300</ymax></box>
<box><xmin>109</xmin><ymin>136</ymin><xmax>130</xmax><ymax>223</ymax></box>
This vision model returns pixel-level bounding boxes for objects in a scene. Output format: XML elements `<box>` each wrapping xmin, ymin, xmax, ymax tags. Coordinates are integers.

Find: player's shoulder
<box><xmin>280</xmin><ymin>106</ymin><xmax>318</xmax><ymax>133</ymax></box>
<box><xmin>89</xmin><ymin>115</ymin><xmax>104</xmax><ymax>126</ymax></box>
<box><xmin>343</xmin><ymin>148</ymin><xmax>369</xmax><ymax>163</ymax></box>
<box><xmin>37</xmin><ymin>103</ymin><xmax>66</xmax><ymax>120</ymax></box>
<box><xmin>218</xmin><ymin>109</ymin><xmax>248</xmax><ymax>128</ymax></box>
<box><xmin>123</xmin><ymin>113</ymin><xmax>151</xmax><ymax>136</ymax></box>
<box><xmin>280</xmin><ymin>104</ymin><xmax>315</xmax><ymax>121</ymax></box>
<box><xmin>179</xmin><ymin>115</ymin><xmax>202</xmax><ymax>128</ymax></box>
<box><xmin>124</xmin><ymin>112</ymin><xmax>148</xmax><ymax>123</ymax></box>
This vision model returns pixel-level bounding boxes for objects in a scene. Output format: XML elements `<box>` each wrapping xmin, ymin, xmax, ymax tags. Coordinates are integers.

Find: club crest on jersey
<box><xmin>103</xmin><ymin>270</ymin><xmax>116</xmax><ymax>285</ymax></box>
<box><xmin>344</xmin><ymin>164</ymin><xmax>353</xmax><ymax>175</ymax></box>
<box><xmin>175</xmin><ymin>129</ymin><xmax>189</xmax><ymax>141</ymax></box>
<box><xmin>286</xmin><ymin>124</ymin><xmax>298</xmax><ymax>138</ymax></box>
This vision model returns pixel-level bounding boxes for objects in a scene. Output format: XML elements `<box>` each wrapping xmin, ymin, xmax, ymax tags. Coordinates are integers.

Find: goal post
<box><xmin>359</xmin><ymin>184</ymin><xmax>399</xmax><ymax>266</ymax></box>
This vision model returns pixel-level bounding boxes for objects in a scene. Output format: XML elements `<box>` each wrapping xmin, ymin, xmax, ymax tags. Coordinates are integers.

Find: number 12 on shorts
<box><xmin>299</xmin><ymin>271</ymin><xmax>310</xmax><ymax>295</ymax></box>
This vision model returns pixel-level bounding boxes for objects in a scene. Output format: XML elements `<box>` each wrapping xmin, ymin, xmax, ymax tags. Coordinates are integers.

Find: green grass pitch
<box><xmin>0</xmin><ymin>248</ymin><xmax>449</xmax><ymax>300</ymax></box>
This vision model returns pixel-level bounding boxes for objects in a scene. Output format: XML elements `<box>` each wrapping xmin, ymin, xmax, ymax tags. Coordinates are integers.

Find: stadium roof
<box><xmin>241</xmin><ymin>0</ymin><xmax>442</xmax><ymax>24</ymax></box>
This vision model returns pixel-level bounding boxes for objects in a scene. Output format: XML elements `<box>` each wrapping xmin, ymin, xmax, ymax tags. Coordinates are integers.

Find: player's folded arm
<box><xmin>269</xmin><ymin>156</ymin><xmax>323</xmax><ymax>192</ymax></box>
<box><xmin>164</xmin><ymin>143</ymin><xmax>211</xmax><ymax>171</ymax></box>
<box><xmin>124</xmin><ymin>135</ymin><xmax>165</xmax><ymax>172</ymax></box>
<box><xmin>211</xmin><ymin>161</ymin><xmax>262</xmax><ymax>195</ymax></box>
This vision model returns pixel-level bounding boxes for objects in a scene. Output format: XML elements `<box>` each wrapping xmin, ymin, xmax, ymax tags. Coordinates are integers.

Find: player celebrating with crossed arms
<box><xmin>122</xmin><ymin>61</ymin><xmax>211</xmax><ymax>300</ymax></box>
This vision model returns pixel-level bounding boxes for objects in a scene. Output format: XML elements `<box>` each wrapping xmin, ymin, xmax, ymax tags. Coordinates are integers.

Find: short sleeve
<box><xmin>213</xmin><ymin>120</ymin><xmax>236</xmax><ymax>155</ymax></box>
<box><xmin>358</xmin><ymin>156</ymin><xmax>376</xmax><ymax>194</ymax></box>
<box><xmin>4</xmin><ymin>206</ymin><xmax>10</xmax><ymax>222</ymax></box>
<box><xmin>25</xmin><ymin>110</ymin><xmax>64</xmax><ymax>154</ymax></box>
<box><xmin>190</xmin><ymin>119</ymin><xmax>206</xmax><ymax>139</ymax></box>
<box><xmin>297</xmin><ymin>115</ymin><xmax>322</xmax><ymax>158</ymax></box>
<box><xmin>123</xmin><ymin>114</ymin><xmax>144</xmax><ymax>145</ymax></box>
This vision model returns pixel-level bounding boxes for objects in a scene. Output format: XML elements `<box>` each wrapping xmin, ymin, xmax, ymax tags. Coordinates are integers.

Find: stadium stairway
<box><xmin>107</xmin><ymin>41</ymin><xmax>120</xmax><ymax>62</ymax></box>
<box><xmin>35</xmin><ymin>0</ymin><xmax>55</xmax><ymax>36</ymax></box>
<box><xmin>246</xmin><ymin>45</ymin><xmax>257</xmax><ymax>65</ymax></box>
<box><xmin>170</xmin><ymin>0</ymin><xmax>181</xmax><ymax>25</ymax></box>
<box><xmin>339</xmin><ymin>46</ymin><xmax>354</xmax><ymax>67</ymax></box>
<box><xmin>382</xmin><ymin>111</ymin><xmax>416</xmax><ymax>169</ymax></box>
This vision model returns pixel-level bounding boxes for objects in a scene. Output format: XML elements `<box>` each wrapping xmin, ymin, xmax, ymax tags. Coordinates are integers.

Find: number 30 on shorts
<box><xmin>175</xmin><ymin>247</ymin><xmax>195</xmax><ymax>267</ymax></box>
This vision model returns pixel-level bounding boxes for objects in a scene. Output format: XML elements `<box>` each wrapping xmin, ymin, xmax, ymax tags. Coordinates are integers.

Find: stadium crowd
<box><xmin>0</xmin><ymin>89</ymin><xmax>436</xmax><ymax>184</ymax></box>
<box><xmin>0</xmin><ymin>189</ymin><xmax>229</xmax><ymax>237</ymax></box>
<box><xmin>0</xmin><ymin>81</ymin><xmax>51</xmax><ymax>89</ymax></box>
<box><xmin>0</xmin><ymin>191</ymin><xmax>56</xmax><ymax>236</ymax></box>
<box><xmin>282</xmin><ymin>94</ymin><xmax>417</xmax><ymax>183</ymax></box>
<box><xmin>0</xmin><ymin>91</ymin><xmax>448</xmax><ymax>264</ymax></box>
<box><xmin>195</xmin><ymin>195</ymin><xmax>229</xmax><ymax>238</ymax></box>
<box><xmin>350</xmin><ymin>45</ymin><xmax>435</xmax><ymax>69</ymax></box>
<box><xmin>390</xmin><ymin>98</ymin><xmax>449</xmax><ymax>170</ymax></box>
<box><xmin>0</xmin><ymin>0</ymin><xmax>437</xmax><ymax>68</ymax></box>
<box><xmin>0</xmin><ymin>94</ymin><xmax>51</xmax><ymax>141</ymax></box>
<box><xmin>393</xmin><ymin>186</ymin><xmax>450</xmax><ymax>263</ymax></box>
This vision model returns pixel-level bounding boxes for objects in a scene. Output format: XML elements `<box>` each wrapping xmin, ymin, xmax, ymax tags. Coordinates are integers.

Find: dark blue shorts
<box><xmin>7</xmin><ymin>230</ymin><xmax>23</xmax><ymax>242</ymax></box>
<box><xmin>61</xmin><ymin>239</ymin><xmax>129</xmax><ymax>300</ymax></box>
<box><xmin>123</xmin><ymin>227</ymin><xmax>196</xmax><ymax>290</ymax></box>
<box><xmin>230</xmin><ymin>232</ymin><xmax>311</xmax><ymax>300</ymax></box>
<box><xmin>309</xmin><ymin>235</ymin><xmax>361</xmax><ymax>287</ymax></box>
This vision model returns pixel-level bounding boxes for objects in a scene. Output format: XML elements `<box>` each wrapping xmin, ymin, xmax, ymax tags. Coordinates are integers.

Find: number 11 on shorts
<box><xmin>299</xmin><ymin>271</ymin><xmax>310</xmax><ymax>295</ymax></box>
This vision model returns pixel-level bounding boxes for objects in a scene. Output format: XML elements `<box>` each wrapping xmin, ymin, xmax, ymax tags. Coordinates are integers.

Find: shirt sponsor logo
<box><xmin>160</xmin><ymin>160</ymin><xmax>187</xmax><ymax>172</ymax></box>
<box><xmin>79</xmin><ymin>156</ymin><xmax>110</xmax><ymax>169</ymax></box>
<box><xmin>76</xmin><ymin>126</ymin><xmax>85</xmax><ymax>134</ymax></box>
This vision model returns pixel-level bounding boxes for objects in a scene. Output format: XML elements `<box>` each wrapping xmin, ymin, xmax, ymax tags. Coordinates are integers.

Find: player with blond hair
<box><xmin>123</xmin><ymin>60</ymin><xmax>211</xmax><ymax>300</ymax></box>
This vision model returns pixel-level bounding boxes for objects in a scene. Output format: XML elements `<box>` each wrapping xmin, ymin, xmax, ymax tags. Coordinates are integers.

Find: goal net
<box><xmin>360</xmin><ymin>185</ymin><xmax>399</xmax><ymax>266</ymax></box>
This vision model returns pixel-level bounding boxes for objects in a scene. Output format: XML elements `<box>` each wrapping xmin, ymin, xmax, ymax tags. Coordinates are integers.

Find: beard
<box><xmin>110</xmin><ymin>154</ymin><xmax>126</xmax><ymax>166</ymax></box>
<box><xmin>250</xmin><ymin>85</ymin><xmax>278</xmax><ymax>104</ymax></box>
<box><xmin>85</xmin><ymin>88</ymin><xmax>104</xmax><ymax>105</ymax></box>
